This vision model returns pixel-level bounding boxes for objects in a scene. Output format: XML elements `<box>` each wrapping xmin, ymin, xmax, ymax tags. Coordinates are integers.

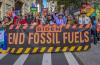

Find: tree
<box><xmin>56</xmin><ymin>0</ymin><xmax>92</xmax><ymax>11</ymax></box>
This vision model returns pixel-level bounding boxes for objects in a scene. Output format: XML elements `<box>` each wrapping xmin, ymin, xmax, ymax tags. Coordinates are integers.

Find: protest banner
<box><xmin>0</xmin><ymin>24</ymin><xmax>91</xmax><ymax>54</ymax></box>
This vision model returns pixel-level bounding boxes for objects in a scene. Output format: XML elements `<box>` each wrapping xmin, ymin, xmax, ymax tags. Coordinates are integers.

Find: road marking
<box><xmin>13</xmin><ymin>54</ymin><xmax>29</xmax><ymax>65</ymax></box>
<box><xmin>42</xmin><ymin>53</ymin><xmax>52</xmax><ymax>65</ymax></box>
<box><xmin>64</xmin><ymin>52</ymin><xmax>79</xmax><ymax>65</ymax></box>
<box><xmin>0</xmin><ymin>54</ymin><xmax>7</xmax><ymax>60</ymax></box>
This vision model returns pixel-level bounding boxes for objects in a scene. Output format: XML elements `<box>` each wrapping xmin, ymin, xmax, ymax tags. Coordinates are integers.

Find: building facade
<box><xmin>0</xmin><ymin>0</ymin><xmax>14</xmax><ymax>18</ymax></box>
<box><xmin>47</xmin><ymin>0</ymin><xmax>57</xmax><ymax>13</ymax></box>
<box><xmin>0</xmin><ymin>0</ymin><xmax>33</xmax><ymax>18</ymax></box>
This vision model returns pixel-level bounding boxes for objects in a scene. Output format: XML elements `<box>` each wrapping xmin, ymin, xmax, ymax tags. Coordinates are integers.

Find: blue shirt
<box><xmin>53</xmin><ymin>14</ymin><xmax>67</xmax><ymax>25</ymax></box>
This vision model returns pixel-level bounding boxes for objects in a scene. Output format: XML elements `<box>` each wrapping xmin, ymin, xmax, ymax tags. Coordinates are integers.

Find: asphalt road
<box><xmin>0</xmin><ymin>43</ymin><xmax>100</xmax><ymax>65</ymax></box>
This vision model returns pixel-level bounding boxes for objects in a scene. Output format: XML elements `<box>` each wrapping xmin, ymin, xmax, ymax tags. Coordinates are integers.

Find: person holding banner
<box><xmin>78</xmin><ymin>12</ymin><xmax>91</xmax><ymax>24</ymax></box>
<box><xmin>97</xmin><ymin>19</ymin><xmax>100</xmax><ymax>41</ymax></box>
<box><xmin>41</xmin><ymin>16</ymin><xmax>47</xmax><ymax>25</ymax></box>
<box><xmin>13</xmin><ymin>15</ymin><xmax>21</xmax><ymax>25</ymax></box>
<box><xmin>13</xmin><ymin>15</ymin><xmax>28</xmax><ymax>25</ymax></box>
<box><xmin>19</xmin><ymin>16</ymin><xmax>28</xmax><ymax>25</ymax></box>
<box><xmin>67</xmin><ymin>15</ymin><xmax>75</xmax><ymax>25</ymax></box>
<box><xmin>25</xmin><ymin>13</ymin><xmax>34</xmax><ymax>24</ymax></box>
<box><xmin>53</xmin><ymin>13</ymin><xmax>67</xmax><ymax>25</ymax></box>
<box><xmin>1</xmin><ymin>17</ymin><xmax>12</xmax><ymax>27</ymax></box>
<box><xmin>46</xmin><ymin>14</ymin><xmax>55</xmax><ymax>25</ymax></box>
<box><xmin>32</xmin><ymin>16</ymin><xmax>41</xmax><ymax>25</ymax></box>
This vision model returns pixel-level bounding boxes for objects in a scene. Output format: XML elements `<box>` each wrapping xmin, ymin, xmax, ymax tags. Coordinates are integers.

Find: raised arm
<box><xmin>52</xmin><ymin>13</ymin><xmax>58</xmax><ymax>21</ymax></box>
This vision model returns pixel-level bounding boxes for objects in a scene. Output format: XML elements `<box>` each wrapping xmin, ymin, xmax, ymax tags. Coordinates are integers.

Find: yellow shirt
<box><xmin>86</xmin><ymin>7</ymin><xmax>95</xmax><ymax>16</ymax></box>
<box><xmin>2</xmin><ymin>19</ymin><xmax>13</xmax><ymax>27</ymax></box>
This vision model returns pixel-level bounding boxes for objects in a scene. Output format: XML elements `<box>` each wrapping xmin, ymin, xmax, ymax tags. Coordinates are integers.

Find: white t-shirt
<box><xmin>78</xmin><ymin>16</ymin><xmax>91</xmax><ymax>24</ymax></box>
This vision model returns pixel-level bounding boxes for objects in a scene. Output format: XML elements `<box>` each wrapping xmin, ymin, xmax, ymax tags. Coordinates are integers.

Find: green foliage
<box><xmin>56</xmin><ymin>0</ymin><xmax>91</xmax><ymax>11</ymax></box>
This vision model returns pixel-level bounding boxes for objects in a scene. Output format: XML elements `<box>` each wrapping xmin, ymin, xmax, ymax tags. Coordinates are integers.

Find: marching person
<box><xmin>31</xmin><ymin>16</ymin><xmax>42</xmax><ymax>26</ymax></box>
<box><xmin>67</xmin><ymin>15</ymin><xmax>75</xmax><ymax>25</ymax></box>
<box><xmin>1</xmin><ymin>17</ymin><xmax>12</xmax><ymax>27</ymax></box>
<box><xmin>19</xmin><ymin>16</ymin><xmax>28</xmax><ymax>25</ymax></box>
<box><xmin>41</xmin><ymin>15</ymin><xmax>47</xmax><ymax>25</ymax></box>
<box><xmin>46</xmin><ymin>14</ymin><xmax>55</xmax><ymax>25</ymax></box>
<box><xmin>78</xmin><ymin>12</ymin><xmax>91</xmax><ymax>24</ymax></box>
<box><xmin>13</xmin><ymin>15</ymin><xmax>21</xmax><ymax>25</ymax></box>
<box><xmin>96</xmin><ymin>19</ymin><xmax>100</xmax><ymax>41</ymax></box>
<box><xmin>53</xmin><ymin>13</ymin><xmax>67</xmax><ymax>25</ymax></box>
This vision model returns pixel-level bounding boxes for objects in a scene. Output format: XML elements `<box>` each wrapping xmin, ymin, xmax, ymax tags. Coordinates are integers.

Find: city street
<box><xmin>0</xmin><ymin>43</ymin><xmax>100</xmax><ymax>65</ymax></box>
<box><xmin>0</xmin><ymin>0</ymin><xmax>100</xmax><ymax>65</ymax></box>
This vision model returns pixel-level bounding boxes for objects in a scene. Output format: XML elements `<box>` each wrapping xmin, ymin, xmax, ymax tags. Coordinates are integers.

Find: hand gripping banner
<box><xmin>0</xmin><ymin>24</ymin><xmax>92</xmax><ymax>54</ymax></box>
